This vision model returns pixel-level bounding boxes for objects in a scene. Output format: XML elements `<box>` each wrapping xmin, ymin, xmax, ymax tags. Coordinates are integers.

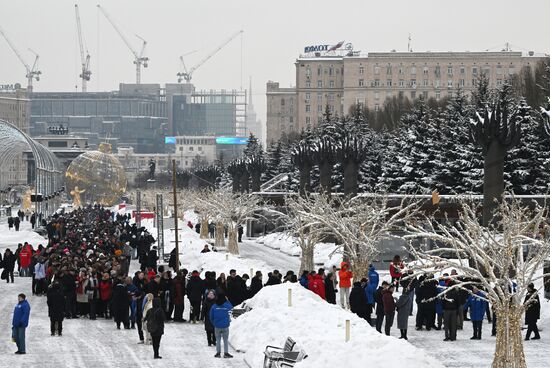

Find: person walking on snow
<box><xmin>210</xmin><ymin>292</ymin><xmax>234</xmax><ymax>358</ymax></box>
<box><xmin>47</xmin><ymin>282</ymin><xmax>65</xmax><ymax>336</ymax></box>
<box><xmin>12</xmin><ymin>293</ymin><xmax>31</xmax><ymax>354</ymax></box>
<box><xmin>524</xmin><ymin>283</ymin><xmax>541</xmax><ymax>340</ymax></box>
<box><xmin>338</xmin><ymin>262</ymin><xmax>353</xmax><ymax>309</ymax></box>
<box><xmin>382</xmin><ymin>284</ymin><xmax>397</xmax><ymax>336</ymax></box>
<box><xmin>145</xmin><ymin>298</ymin><xmax>165</xmax><ymax>359</ymax></box>
<box><xmin>396</xmin><ymin>286</ymin><xmax>413</xmax><ymax>340</ymax></box>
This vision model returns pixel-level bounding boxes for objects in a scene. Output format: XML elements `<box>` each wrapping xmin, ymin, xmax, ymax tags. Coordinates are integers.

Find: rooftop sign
<box><xmin>216</xmin><ymin>137</ymin><xmax>249</xmax><ymax>145</ymax></box>
<box><xmin>304</xmin><ymin>41</ymin><xmax>345</xmax><ymax>54</ymax></box>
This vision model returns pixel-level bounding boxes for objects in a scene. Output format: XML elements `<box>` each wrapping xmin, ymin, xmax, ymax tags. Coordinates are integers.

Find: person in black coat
<box><xmin>14</xmin><ymin>216</ymin><xmax>20</xmax><ymax>231</ymax></box>
<box><xmin>349</xmin><ymin>281</ymin><xmax>369</xmax><ymax>320</ymax></box>
<box><xmin>249</xmin><ymin>272</ymin><xmax>263</xmax><ymax>298</ymax></box>
<box><xmin>418</xmin><ymin>276</ymin><xmax>438</xmax><ymax>330</ymax></box>
<box><xmin>324</xmin><ymin>273</ymin><xmax>337</xmax><ymax>305</ymax></box>
<box><xmin>47</xmin><ymin>281</ymin><xmax>65</xmax><ymax>336</ymax></box>
<box><xmin>168</xmin><ymin>248</ymin><xmax>178</xmax><ymax>272</ymax></box>
<box><xmin>2</xmin><ymin>249</ymin><xmax>16</xmax><ymax>283</ymax></box>
<box><xmin>186</xmin><ymin>271</ymin><xmax>205</xmax><ymax>323</ymax></box>
<box><xmin>111</xmin><ymin>279</ymin><xmax>130</xmax><ymax>329</ymax></box>
<box><xmin>8</xmin><ymin>217</ymin><xmax>14</xmax><ymax>230</ymax></box>
<box><xmin>201</xmin><ymin>290</ymin><xmax>217</xmax><ymax>346</ymax></box>
<box><xmin>227</xmin><ymin>271</ymin><xmax>246</xmax><ymax>306</ymax></box>
<box><xmin>524</xmin><ymin>283</ymin><xmax>541</xmax><ymax>340</ymax></box>
<box><xmin>146</xmin><ymin>275</ymin><xmax>161</xmax><ymax>298</ymax></box>
<box><xmin>442</xmin><ymin>282</ymin><xmax>460</xmax><ymax>341</ymax></box>
<box><xmin>147</xmin><ymin>248</ymin><xmax>159</xmax><ymax>272</ymax></box>
<box><xmin>374</xmin><ymin>281</ymin><xmax>389</xmax><ymax>333</ymax></box>
<box><xmin>61</xmin><ymin>270</ymin><xmax>77</xmax><ymax>318</ymax></box>
<box><xmin>145</xmin><ymin>298</ymin><xmax>165</xmax><ymax>359</ymax></box>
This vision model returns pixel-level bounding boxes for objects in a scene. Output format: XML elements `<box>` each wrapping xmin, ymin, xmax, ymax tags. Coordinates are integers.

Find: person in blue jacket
<box><xmin>364</xmin><ymin>265</ymin><xmax>379</xmax><ymax>325</ymax></box>
<box><xmin>299</xmin><ymin>271</ymin><xmax>309</xmax><ymax>289</ymax></box>
<box><xmin>209</xmin><ymin>292</ymin><xmax>234</xmax><ymax>358</ymax></box>
<box><xmin>12</xmin><ymin>293</ymin><xmax>31</xmax><ymax>354</ymax></box>
<box><xmin>464</xmin><ymin>286</ymin><xmax>488</xmax><ymax>340</ymax></box>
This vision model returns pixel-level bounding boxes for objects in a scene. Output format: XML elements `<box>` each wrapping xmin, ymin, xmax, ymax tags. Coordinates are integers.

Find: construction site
<box><xmin>0</xmin><ymin>4</ymin><xmax>262</xmax><ymax>187</ymax></box>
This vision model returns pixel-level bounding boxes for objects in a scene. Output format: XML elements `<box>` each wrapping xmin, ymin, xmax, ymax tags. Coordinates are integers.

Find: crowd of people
<box><xmin>297</xmin><ymin>256</ymin><xmax>542</xmax><ymax>343</ymax></box>
<box><xmin>2</xmin><ymin>207</ymin><xmax>544</xmax><ymax>360</ymax></box>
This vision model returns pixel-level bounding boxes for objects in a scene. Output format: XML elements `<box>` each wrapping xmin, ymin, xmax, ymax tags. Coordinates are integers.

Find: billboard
<box><xmin>164</xmin><ymin>136</ymin><xmax>176</xmax><ymax>144</ymax></box>
<box><xmin>215</xmin><ymin>137</ymin><xmax>249</xmax><ymax>145</ymax></box>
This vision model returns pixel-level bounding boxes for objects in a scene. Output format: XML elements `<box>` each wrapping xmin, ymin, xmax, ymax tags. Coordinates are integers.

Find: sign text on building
<box><xmin>304</xmin><ymin>45</ymin><xmax>329</xmax><ymax>53</ymax></box>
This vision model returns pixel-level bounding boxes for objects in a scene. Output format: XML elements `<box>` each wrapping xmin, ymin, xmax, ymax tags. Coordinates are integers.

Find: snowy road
<box><xmin>238</xmin><ymin>239</ymin><xmax>300</xmax><ymax>273</ymax></box>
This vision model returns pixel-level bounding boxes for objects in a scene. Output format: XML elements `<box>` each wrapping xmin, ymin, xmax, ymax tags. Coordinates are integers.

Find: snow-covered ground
<box><xmin>256</xmin><ymin>232</ymin><xmax>342</xmax><ymax>269</ymax></box>
<box><xmin>230</xmin><ymin>282</ymin><xmax>444</xmax><ymax>368</ymax></box>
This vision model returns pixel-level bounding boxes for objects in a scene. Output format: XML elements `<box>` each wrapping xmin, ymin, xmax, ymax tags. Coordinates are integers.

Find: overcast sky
<box><xmin>1</xmin><ymin>0</ymin><xmax>549</xmax><ymax>125</ymax></box>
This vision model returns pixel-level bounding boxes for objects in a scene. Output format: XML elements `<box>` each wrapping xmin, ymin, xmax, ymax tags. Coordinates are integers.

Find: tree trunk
<box><xmin>200</xmin><ymin>217</ymin><xmax>209</xmax><ymax>239</ymax></box>
<box><xmin>319</xmin><ymin>161</ymin><xmax>332</xmax><ymax>195</ymax></box>
<box><xmin>251</xmin><ymin>170</ymin><xmax>262</xmax><ymax>192</ymax></box>
<box><xmin>350</xmin><ymin>255</ymin><xmax>370</xmax><ymax>280</ymax></box>
<box><xmin>492</xmin><ymin>307</ymin><xmax>526</xmax><ymax>368</ymax></box>
<box><xmin>343</xmin><ymin>159</ymin><xmax>359</xmax><ymax>197</ymax></box>
<box><xmin>299</xmin><ymin>243</ymin><xmax>315</xmax><ymax>275</ymax></box>
<box><xmin>215</xmin><ymin>221</ymin><xmax>225</xmax><ymax>248</ymax></box>
<box><xmin>227</xmin><ymin>225</ymin><xmax>240</xmax><ymax>255</ymax></box>
<box><xmin>483</xmin><ymin>140</ymin><xmax>506</xmax><ymax>227</ymax></box>
<box><xmin>231</xmin><ymin>174</ymin><xmax>241</xmax><ymax>193</ymax></box>
<box><xmin>240</xmin><ymin>171</ymin><xmax>250</xmax><ymax>193</ymax></box>
<box><xmin>299</xmin><ymin>163</ymin><xmax>312</xmax><ymax>196</ymax></box>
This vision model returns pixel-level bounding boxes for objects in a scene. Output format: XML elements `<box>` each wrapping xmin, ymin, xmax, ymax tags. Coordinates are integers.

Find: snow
<box><xmin>255</xmin><ymin>232</ymin><xmax>341</xmax><ymax>268</ymax></box>
<box><xmin>230</xmin><ymin>283</ymin><xmax>444</xmax><ymax>368</ymax></box>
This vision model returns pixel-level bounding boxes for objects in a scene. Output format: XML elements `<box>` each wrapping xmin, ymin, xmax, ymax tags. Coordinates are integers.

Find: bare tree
<box><xmin>197</xmin><ymin>190</ymin><xmax>264</xmax><ymax>255</ymax></box>
<box><xmin>278</xmin><ymin>195</ymin><xmax>326</xmax><ymax>274</ymax></box>
<box><xmin>405</xmin><ymin>197</ymin><xmax>550</xmax><ymax>368</ymax></box>
<box><xmin>303</xmin><ymin>194</ymin><xmax>419</xmax><ymax>278</ymax></box>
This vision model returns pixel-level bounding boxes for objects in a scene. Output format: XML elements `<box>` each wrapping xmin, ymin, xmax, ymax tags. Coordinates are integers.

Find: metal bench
<box><xmin>231</xmin><ymin>303</ymin><xmax>251</xmax><ymax>318</ymax></box>
<box><xmin>263</xmin><ymin>337</ymin><xmax>307</xmax><ymax>368</ymax></box>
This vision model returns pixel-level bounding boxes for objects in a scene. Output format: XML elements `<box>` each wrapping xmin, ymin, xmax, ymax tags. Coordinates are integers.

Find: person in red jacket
<box><xmin>19</xmin><ymin>243</ymin><xmax>33</xmax><ymax>277</ymax></box>
<box><xmin>382</xmin><ymin>284</ymin><xmax>397</xmax><ymax>336</ymax></box>
<box><xmin>338</xmin><ymin>262</ymin><xmax>353</xmax><ymax>309</ymax></box>
<box><xmin>99</xmin><ymin>273</ymin><xmax>112</xmax><ymax>318</ymax></box>
<box><xmin>389</xmin><ymin>255</ymin><xmax>404</xmax><ymax>291</ymax></box>
<box><xmin>308</xmin><ymin>270</ymin><xmax>326</xmax><ymax>300</ymax></box>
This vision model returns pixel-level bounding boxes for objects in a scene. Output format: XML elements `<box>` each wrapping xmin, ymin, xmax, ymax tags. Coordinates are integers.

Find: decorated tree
<box><xmin>198</xmin><ymin>190</ymin><xmax>264</xmax><ymax>254</ymax></box>
<box><xmin>244</xmin><ymin>133</ymin><xmax>266</xmax><ymax>192</ymax></box>
<box><xmin>303</xmin><ymin>194</ymin><xmax>419</xmax><ymax>278</ymax></box>
<box><xmin>278</xmin><ymin>194</ymin><xmax>326</xmax><ymax>273</ymax></box>
<box><xmin>313</xmin><ymin>136</ymin><xmax>336</xmax><ymax>195</ymax></box>
<box><xmin>405</xmin><ymin>197</ymin><xmax>550</xmax><ymax>368</ymax></box>
<box><xmin>227</xmin><ymin>160</ymin><xmax>244</xmax><ymax>193</ymax></box>
<box><xmin>471</xmin><ymin>85</ymin><xmax>525</xmax><ymax>226</ymax></box>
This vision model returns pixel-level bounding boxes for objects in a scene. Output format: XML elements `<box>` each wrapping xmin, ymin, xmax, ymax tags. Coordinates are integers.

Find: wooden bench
<box><xmin>231</xmin><ymin>302</ymin><xmax>251</xmax><ymax>318</ymax></box>
<box><xmin>263</xmin><ymin>337</ymin><xmax>307</xmax><ymax>368</ymax></box>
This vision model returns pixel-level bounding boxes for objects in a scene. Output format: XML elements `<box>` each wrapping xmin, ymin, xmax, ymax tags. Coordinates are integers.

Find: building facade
<box><xmin>267</xmin><ymin>50</ymin><xmax>547</xmax><ymax>142</ymax></box>
<box><xmin>0</xmin><ymin>88</ymin><xmax>30</xmax><ymax>186</ymax></box>
<box><xmin>266</xmin><ymin>81</ymin><xmax>297</xmax><ymax>144</ymax></box>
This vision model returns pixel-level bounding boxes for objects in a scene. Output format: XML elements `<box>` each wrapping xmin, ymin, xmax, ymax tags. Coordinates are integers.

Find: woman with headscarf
<box><xmin>142</xmin><ymin>293</ymin><xmax>154</xmax><ymax>345</ymax></box>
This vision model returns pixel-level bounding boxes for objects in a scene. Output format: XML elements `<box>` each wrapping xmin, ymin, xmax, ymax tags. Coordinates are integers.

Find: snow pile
<box><xmin>230</xmin><ymin>283</ymin><xmax>444</xmax><ymax>368</ymax></box>
<box><xmin>0</xmin><ymin>224</ymin><xmax>47</xmax><ymax>250</ymax></box>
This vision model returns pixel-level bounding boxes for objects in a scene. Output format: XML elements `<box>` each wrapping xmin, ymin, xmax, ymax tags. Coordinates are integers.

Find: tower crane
<box><xmin>177</xmin><ymin>30</ymin><xmax>243</xmax><ymax>84</ymax></box>
<box><xmin>0</xmin><ymin>25</ymin><xmax>42</xmax><ymax>91</ymax></box>
<box><xmin>97</xmin><ymin>4</ymin><xmax>149</xmax><ymax>84</ymax></box>
<box><xmin>75</xmin><ymin>4</ymin><xmax>91</xmax><ymax>92</ymax></box>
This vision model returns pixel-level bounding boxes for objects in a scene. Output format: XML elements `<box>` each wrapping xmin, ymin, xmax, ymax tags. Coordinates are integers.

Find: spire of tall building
<box><xmin>248</xmin><ymin>76</ymin><xmax>254</xmax><ymax>109</ymax></box>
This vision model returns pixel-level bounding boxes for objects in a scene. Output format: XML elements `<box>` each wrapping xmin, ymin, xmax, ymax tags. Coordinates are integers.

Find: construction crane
<box><xmin>75</xmin><ymin>4</ymin><xmax>91</xmax><ymax>92</ymax></box>
<box><xmin>177</xmin><ymin>30</ymin><xmax>243</xmax><ymax>84</ymax></box>
<box><xmin>0</xmin><ymin>25</ymin><xmax>42</xmax><ymax>91</ymax></box>
<box><xmin>97</xmin><ymin>4</ymin><xmax>149</xmax><ymax>84</ymax></box>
